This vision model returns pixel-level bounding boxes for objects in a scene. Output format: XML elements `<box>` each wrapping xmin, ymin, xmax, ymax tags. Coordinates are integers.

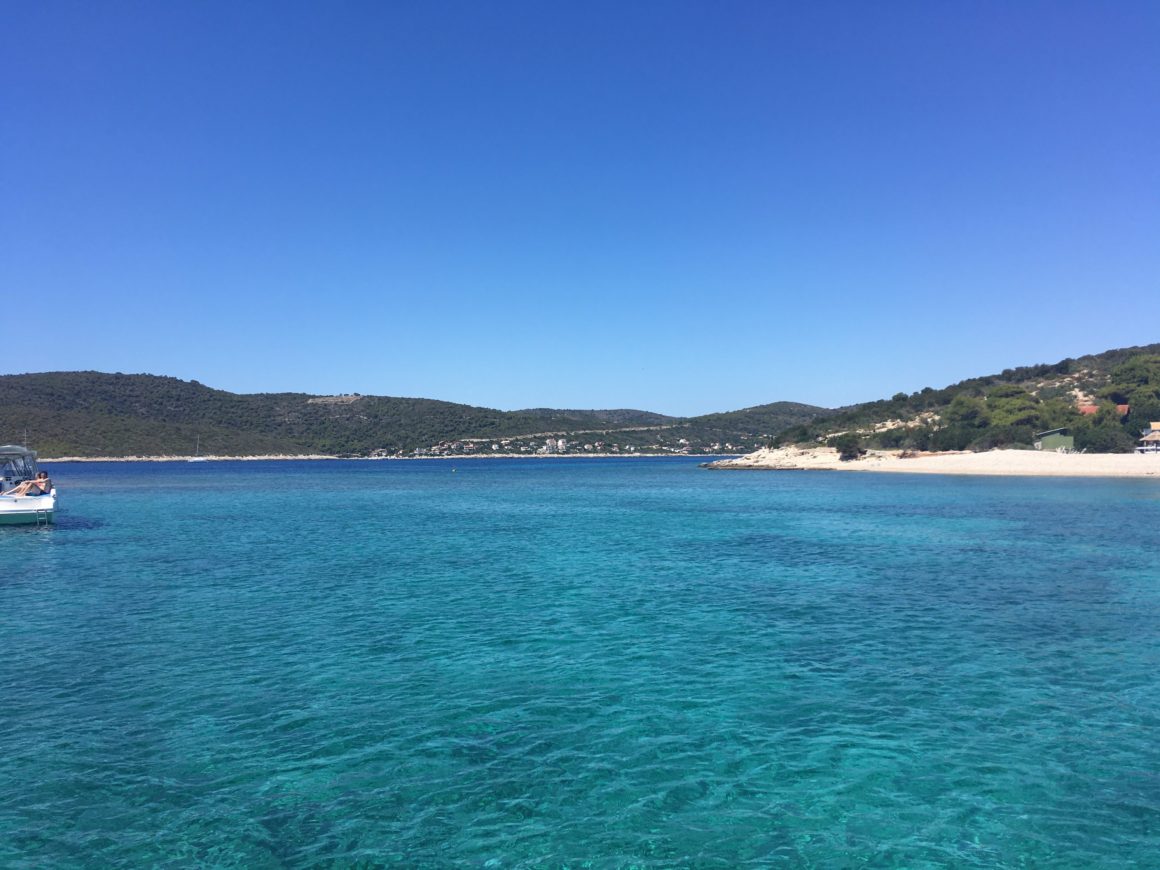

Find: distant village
<box><xmin>373</xmin><ymin>434</ymin><xmax>758</xmax><ymax>459</ymax></box>
<box><xmin>370</xmin><ymin>390</ymin><xmax>1160</xmax><ymax>459</ymax></box>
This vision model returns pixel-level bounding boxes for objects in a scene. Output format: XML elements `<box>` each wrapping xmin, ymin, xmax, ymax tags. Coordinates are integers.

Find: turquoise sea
<box><xmin>2</xmin><ymin>457</ymin><xmax>1158</xmax><ymax>867</ymax></box>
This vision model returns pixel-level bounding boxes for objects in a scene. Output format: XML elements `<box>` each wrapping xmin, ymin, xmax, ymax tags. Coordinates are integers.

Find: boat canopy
<box><xmin>0</xmin><ymin>445</ymin><xmax>39</xmax><ymax>482</ymax></box>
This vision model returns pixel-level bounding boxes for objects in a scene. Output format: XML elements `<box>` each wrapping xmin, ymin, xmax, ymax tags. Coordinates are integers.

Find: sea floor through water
<box><xmin>1</xmin><ymin>458</ymin><xmax>1158</xmax><ymax>867</ymax></box>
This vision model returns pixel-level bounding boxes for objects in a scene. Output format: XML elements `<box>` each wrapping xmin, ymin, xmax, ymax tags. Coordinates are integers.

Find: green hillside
<box><xmin>18</xmin><ymin>345</ymin><xmax>1152</xmax><ymax>460</ymax></box>
<box><xmin>514</xmin><ymin>408</ymin><xmax>677</xmax><ymax>426</ymax></box>
<box><xmin>0</xmin><ymin>372</ymin><xmax>828</xmax><ymax>457</ymax></box>
<box><xmin>774</xmin><ymin>344</ymin><xmax>1160</xmax><ymax>454</ymax></box>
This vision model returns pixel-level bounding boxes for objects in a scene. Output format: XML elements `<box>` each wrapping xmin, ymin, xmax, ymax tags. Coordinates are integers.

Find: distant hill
<box><xmin>774</xmin><ymin>343</ymin><xmax>1160</xmax><ymax>454</ymax></box>
<box><xmin>0</xmin><ymin>372</ymin><xmax>829</xmax><ymax>458</ymax></box>
<box><xmin>689</xmin><ymin>401</ymin><xmax>835</xmax><ymax>433</ymax></box>
<box><xmin>514</xmin><ymin>408</ymin><xmax>677</xmax><ymax>426</ymax></box>
<box><xmin>6</xmin><ymin>347</ymin><xmax>1156</xmax><ymax>458</ymax></box>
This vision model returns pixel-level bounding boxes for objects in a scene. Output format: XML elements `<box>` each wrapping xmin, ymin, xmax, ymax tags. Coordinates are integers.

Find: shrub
<box><xmin>1074</xmin><ymin>426</ymin><xmax>1136</xmax><ymax>454</ymax></box>
<box><xmin>930</xmin><ymin>426</ymin><xmax>974</xmax><ymax>451</ymax></box>
<box><xmin>968</xmin><ymin>425</ymin><xmax>1035</xmax><ymax>451</ymax></box>
<box><xmin>830</xmin><ymin>433</ymin><xmax>866</xmax><ymax>461</ymax></box>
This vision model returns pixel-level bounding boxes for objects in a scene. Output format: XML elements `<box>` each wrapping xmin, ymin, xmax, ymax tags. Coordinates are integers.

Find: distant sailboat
<box><xmin>188</xmin><ymin>435</ymin><xmax>208</xmax><ymax>462</ymax></box>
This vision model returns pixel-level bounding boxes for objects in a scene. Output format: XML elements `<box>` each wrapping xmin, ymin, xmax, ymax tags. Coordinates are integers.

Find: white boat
<box><xmin>0</xmin><ymin>445</ymin><xmax>57</xmax><ymax>526</ymax></box>
<box><xmin>188</xmin><ymin>435</ymin><xmax>208</xmax><ymax>462</ymax></box>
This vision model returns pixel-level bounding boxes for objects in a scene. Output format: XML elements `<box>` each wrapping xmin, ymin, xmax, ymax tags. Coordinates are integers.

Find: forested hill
<box><xmin>514</xmin><ymin>408</ymin><xmax>676</xmax><ymax>426</ymax></box>
<box><xmin>775</xmin><ymin>343</ymin><xmax>1160</xmax><ymax>454</ymax></box>
<box><xmin>5</xmin><ymin>345</ymin><xmax>1157</xmax><ymax>457</ymax></box>
<box><xmin>0</xmin><ymin>372</ymin><xmax>829</xmax><ymax>457</ymax></box>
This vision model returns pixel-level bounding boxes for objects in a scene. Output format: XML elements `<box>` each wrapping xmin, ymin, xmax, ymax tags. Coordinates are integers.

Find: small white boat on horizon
<box><xmin>0</xmin><ymin>445</ymin><xmax>56</xmax><ymax>526</ymax></box>
<box><xmin>188</xmin><ymin>435</ymin><xmax>209</xmax><ymax>462</ymax></box>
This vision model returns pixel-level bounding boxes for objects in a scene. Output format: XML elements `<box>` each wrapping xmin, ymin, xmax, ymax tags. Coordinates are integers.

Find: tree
<box><xmin>1074</xmin><ymin>424</ymin><xmax>1135</xmax><ymax>454</ymax></box>
<box><xmin>930</xmin><ymin>426</ymin><xmax>974</xmax><ymax>451</ymax></box>
<box><xmin>969</xmin><ymin>425</ymin><xmax>1035</xmax><ymax>451</ymax></box>
<box><xmin>1101</xmin><ymin>355</ymin><xmax>1160</xmax><ymax>404</ymax></box>
<box><xmin>830</xmin><ymin>433</ymin><xmax>866</xmax><ymax>461</ymax></box>
<box><xmin>943</xmin><ymin>394</ymin><xmax>991</xmax><ymax>428</ymax></box>
<box><xmin>1126</xmin><ymin>401</ymin><xmax>1160</xmax><ymax>437</ymax></box>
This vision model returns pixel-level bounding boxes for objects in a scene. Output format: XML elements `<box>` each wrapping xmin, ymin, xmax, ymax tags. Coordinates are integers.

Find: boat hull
<box><xmin>0</xmin><ymin>494</ymin><xmax>55</xmax><ymax>525</ymax></box>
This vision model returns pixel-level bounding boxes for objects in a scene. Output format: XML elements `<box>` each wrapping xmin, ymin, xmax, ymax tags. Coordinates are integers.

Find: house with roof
<box><xmin>1078</xmin><ymin>403</ymin><xmax>1130</xmax><ymax>418</ymax></box>
<box><xmin>1137</xmin><ymin>423</ymin><xmax>1160</xmax><ymax>453</ymax></box>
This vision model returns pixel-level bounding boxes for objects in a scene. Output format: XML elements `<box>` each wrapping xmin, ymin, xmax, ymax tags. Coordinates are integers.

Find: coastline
<box><xmin>38</xmin><ymin>448</ymin><xmax>1160</xmax><ymax>477</ymax></box>
<box><xmin>39</xmin><ymin>453</ymin><xmax>727</xmax><ymax>463</ymax></box>
<box><xmin>40</xmin><ymin>454</ymin><xmax>343</xmax><ymax>463</ymax></box>
<box><xmin>704</xmin><ymin>446</ymin><xmax>1160</xmax><ymax>478</ymax></box>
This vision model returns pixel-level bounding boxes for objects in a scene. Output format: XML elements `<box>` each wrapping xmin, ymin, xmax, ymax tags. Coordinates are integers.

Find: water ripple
<box><xmin>1</xmin><ymin>460</ymin><xmax>1158</xmax><ymax>866</ymax></box>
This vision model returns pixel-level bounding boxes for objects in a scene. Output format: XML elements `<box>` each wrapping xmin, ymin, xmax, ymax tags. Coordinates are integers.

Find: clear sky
<box><xmin>3</xmin><ymin>1</ymin><xmax>1158</xmax><ymax>416</ymax></box>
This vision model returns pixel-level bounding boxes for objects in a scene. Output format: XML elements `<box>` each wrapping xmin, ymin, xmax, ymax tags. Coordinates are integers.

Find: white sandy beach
<box><xmin>707</xmin><ymin>446</ymin><xmax>1160</xmax><ymax>478</ymax></box>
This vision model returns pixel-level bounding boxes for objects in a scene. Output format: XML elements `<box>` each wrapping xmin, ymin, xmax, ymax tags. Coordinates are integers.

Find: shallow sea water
<box><xmin>1</xmin><ymin>457</ymin><xmax>1158</xmax><ymax>867</ymax></box>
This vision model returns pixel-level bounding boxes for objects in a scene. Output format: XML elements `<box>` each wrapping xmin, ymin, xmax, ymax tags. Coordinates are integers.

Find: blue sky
<box><xmin>3</xmin><ymin>1</ymin><xmax>1158</xmax><ymax>416</ymax></box>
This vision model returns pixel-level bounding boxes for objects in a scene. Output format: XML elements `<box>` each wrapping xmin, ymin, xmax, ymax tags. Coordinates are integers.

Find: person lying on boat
<box><xmin>2</xmin><ymin>472</ymin><xmax>52</xmax><ymax>497</ymax></box>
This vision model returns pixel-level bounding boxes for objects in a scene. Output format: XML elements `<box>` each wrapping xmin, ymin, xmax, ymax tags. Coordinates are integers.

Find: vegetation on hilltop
<box><xmin>8</xmin><ymin>345</ymin><xmax>1152</xmax><ymax>459</ymax></box>
<box><xmin>679</xmin><ymin>402</ymin><xmax>837</xmax><ymax>451</ymax></box>
<box><xmin>515</xmin><ymin>409</ymin><xmax>677</xmax><ymax>426</ymax></box>
<box><xmin>0</xmin><ymin>372</ymin><xmax>826</xmax><ymax>457</ymax></box>
<box><xmin>774</xmin><ymin>345</ymin><xmax>1160</xmax><ymax>454</ymax></box>
<box><xmin>691</xmin><ymin>401</ymin><xmax>834</xmax><ymax>432</ymax></box>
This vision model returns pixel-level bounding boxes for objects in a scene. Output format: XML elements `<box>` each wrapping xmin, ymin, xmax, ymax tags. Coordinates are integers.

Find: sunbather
<box><xmin>2</xmin><ymin>471</ymin><xmax>52</xmax><ymax>497</ymax></box>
